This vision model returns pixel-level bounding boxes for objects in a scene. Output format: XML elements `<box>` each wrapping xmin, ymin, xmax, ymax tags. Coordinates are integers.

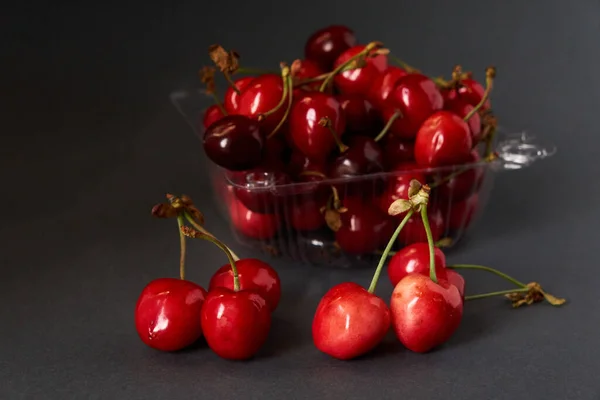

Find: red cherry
<box><xmin>336</xmin><ymin>93</ymin><xmax>380</xmax><ymax>134</ymax></box>
<box><xmin>367</xmin><ymin>66</ymin><xmax>408</xmax><ymax>110</ymax></box>
<box><xmin>328</xmin><ymin>135</ymin><xmax>385</xmax><ymax>179</ymax></box>
<box><xmin>336</xmin><ymin>198</ymin><xmax>395</xmax><ymax>255</ymax></box>
<box><xmin>447</xmin><ymin>193</ymin><xmax>479</xmax><ymax>231</ymax></box>
<box><xmin>414</xmin><ymin>110</ymin><xmax>473</xmax><ymax>168</ymax></box>
<box><xmin>224</xmin><ymin>76</ymin><xmax>255</xmax><ymax>114</ymax></box>
<box><xmin>376</xmin><ymin>163</ymin><xmax>425</xmax><ymax>215</ymax></box>
<box><xmin>435</xmin><ymin>150</ymin><xmax>484</xmax><ymax>202</ymax></box>
<box><xmin>304</xmin><ymin>25</ymin><xmax>357</xmax><ymax>72</ymax></box>
<box><xmin>229</xmin><ymin>195</ymin><xmax>280</xmax><ymax>240</ymax></box>
<box><xmin>397</xmin><ymin>206</ymin><xmax>445</xmax><ymax>246</ymax></box>
<box><xmin>287</xmin><ymin>150</ymin><xmax>327</xmax><ymax>179</ymax></box>
<box><xmin>237</xmin><ymin>74</ymin><xmax>286</xmax><ymax>134</ymax></box>
<box><xmin>260</xmin><ymin>135</ymin><xmax>289</xmax><ymax>171</ymax></box>
<box><xmin>384</xmin><ymin>73</ymin><xmax>444</xmax><ymax>140</ymax></box>
<box><xmin>444</xmin><ymin>97</ymin><xmax>482</xmax><ymax>145</ymax></box>
<box><xmin>289</xmin><ymin>197</ymin><xmax>327</xmax><ymax>232</ymax></box>
<box><xmin>387</xmin><ymin>243</ymin><xmax>447</xmax><ymax>287</ymax></box>
<box><xmin>201</xmin><ymin>287</ymin><xmax>271</xmax><ymax>360</ymax></box>
<box><xmin>233</xmin><ymin>169</ymin><xmax>291</xmax><ymax>213</ymax></box>
<box><xmin>289</xmin><ymin>92</ymin><xmax>346</xmax><ymax>160</ymax></box>
<box><xmin>390</xmin><ymin>274</ymin><xmax>463</xmax><ymax>353</ymax></box>
<box><xmin>381</xmin><ymin>135</ymin><xmax>415</xmax><ymax>169</ymax></box>
<box><xmin>209</xmin><ymin>258</ymin><xmax>281</xmax><ymax>311</ymax></box>
<box><xmin>134</xmin><ymin>278</ymin><xmax>207</xmax><ymax>352</ymax></box>
<box><xmin>312</xmin><ymin>282</ymin><xmax>390</xmax><ymax>360</ymax></box>
<box><xmin>202</xmin><ymin>105</ymin><xmax>226</xmax><ymax>130</ymax></box>
<box><xmin>333</xmin><ymin>45</ymin><xmax>388</xmax><ymax>96</ymax></box>
<box><xmin>292</xmin><ymin>59</ymin><xmax>326</xmax><ymax>93</ymax></box>
<box><xmin>445</xmin><ymin>269</ymin><xmax>466</xmax><ymax>300</ymax></box>
<box><xmin>443</xmin><ymin>78</ymin><xmax>490</xmax><ymax>111</ymax></box>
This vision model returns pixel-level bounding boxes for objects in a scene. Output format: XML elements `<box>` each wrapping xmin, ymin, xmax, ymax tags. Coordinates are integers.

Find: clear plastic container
<box><xmin>170</xmin><ymin>88</ymin><xmax>556</xmax><ymax>268</ymax></box>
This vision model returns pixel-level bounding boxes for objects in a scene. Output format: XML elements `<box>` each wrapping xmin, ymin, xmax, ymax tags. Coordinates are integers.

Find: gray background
<box><xmin>2</xmin><ymin>0</ymin><xmax>599</xmax><ymax>399</ymax></box>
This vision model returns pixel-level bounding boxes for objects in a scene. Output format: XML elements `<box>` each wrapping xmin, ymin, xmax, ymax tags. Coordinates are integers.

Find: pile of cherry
<box><xmin>135</xmin><ymin>191</ymin><xmax>565</xmax><ymax>360</ymax></box>
<box><xmin>199</xmin><ymin>24</ymin><xmax>500</xmax><ymax>255</ymax></box>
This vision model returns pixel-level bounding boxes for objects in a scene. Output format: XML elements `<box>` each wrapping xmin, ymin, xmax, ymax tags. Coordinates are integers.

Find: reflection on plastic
<box><xmin>495</xmin><ymin>132</ymin><xmax>557</xmax><ymax>170</ymax></box>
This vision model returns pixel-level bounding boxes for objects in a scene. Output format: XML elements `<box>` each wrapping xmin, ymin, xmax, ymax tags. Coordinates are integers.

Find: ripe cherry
<box><xmin>376</xmin><ymin>163</ymin><xmax>425</xmax><ymax>215</ymax></box>
<box><xmin>203</xmin><ymin>114</ymin><xmax>265</xmax><ymax>171</ymax></box>
<box><xmin>381</xmin><ymin>135</ymin><xmax>415</xmax><ymax>169</ymax></box>
<box><xmin>414</xmin><ymin>110</ymin><xmax>473</xmax><ymax>168</ymax></box>
<box><xmin>289</xmin><ymin>92</ymin><xmax>346</xmax><ymax>160</ymax></box>
<box><xmin>435</xmin><ymin>150</ymin><xmax>484</xmax><ymax>202</ymax></box>
<box><xmin>292</xmin><ymin>59</ymin><xmax>326</xmax><ymax>93</ymax></box>
<box><xmin>445</xmin><ymin>269</ymin><xmax>466</xmax><ymax>300</ymax></box>
<box><xmin>237</xmin><ymin>74</ymin><xmax>286</xmax><ymax>134</ymax></box>
<box><xmin>367</xmin><ymin>66</ymin><xmax>408</xmax><ymax>110</ymax></box>
<box><xmin>387</xmin><ymin>243</ymin><xmax>447</xmax><ymax>287</ymax></box>
<box><xmin>287</xmin><ymin>150</ymin><xmax>327</xmax><ymax>179</ymax></box>
<box><xmin>209</xmin><ymin>258</ymin><xmax>281</xmax><ymax>311</ymax></box>
<box><xmin>312</xmin><ymin>282</ymin><xmax>390</xmax><ymax>360</ymax></box>
<box><xmin>328</xmin><ymin>135</ymin><xmax>385</xmax><ymax>180</ymax></box>
<box><xmin>337</xmin><ymin>94</ymin><xmax>380</xmax><ymax>134</ymax></box>
<box><xmin>261</xmin><ymin>135</ymin><xmax>289</xmax><ymax>171</ymax></box>
<box><xmin>135</xmin><ymin>278</ymin><xmax>207</xmax><ymax>352</ymax></box>
<box><xmin>202</xmin><ymin>105</ymin><xmax>226</xmax><ymax>130</ymax></box>
<box><xmin>289</xmin><ymin>196</ymin><xmax>327</xmax><ymax>232</ymax></box>
<box><xmin>444</xmin><ymin>97</ymin><xmax>482</xmax><ymax>145</ymax></box>
<box><xmin>384</xmin><ymin>73</ymin><xmax>444</xmax><ymax>140</ymax></box>
<box><xmin>233</xmin><ymin>169</ymin><xmax>291</xmax><ymax>213</ymax></box>
<box><xmin>397</xmin><ymin>206</ymin><xmax>445</xmax><ymax>246</ymax></box>
<box><xmin>333</xmin><ymin>44</ymin><xmax>388</xmax><ymax>97</ymax></box>
<box><xmin>304</xmin><ymin>25</ymin><xmax>357</xmax><ymax>72</ymax></box>
<box><xmin>443</xmin><ymin>77</ymin><xmax>490</xmax><ymax>111</ymax></box>
<box><xmin>224</xmin><ymin>76</ymin><xmax>255</xmax><ymax>114</ymax></box>
<box><xmin>228</xmin><ymin>192</ymin><xmax>280</xmax><ymax>240</ymax></box>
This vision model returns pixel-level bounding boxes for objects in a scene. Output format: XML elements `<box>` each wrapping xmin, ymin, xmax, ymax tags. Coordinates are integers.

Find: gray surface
<box><xmin>2</xmin><ymin>1</ymin><xmax>600</xmax><ymax>399</ymax></box>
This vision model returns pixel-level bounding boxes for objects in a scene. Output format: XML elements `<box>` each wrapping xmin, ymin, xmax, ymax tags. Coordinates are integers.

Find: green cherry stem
<box><xmin>176</xmin><ymin>215</ymin><xmax>186</xmax><ymax>280</ymax></box>
<box><xmin>368</xmin><ymin>209</ymin><xmax>415</xmax><ymax>294</ymax></box>
<box><xmin>209</xmin><ymin>92</ymin><xmax>228</xmax><ymax>116</ymax></box>
<box><xmin>181</xmin><ymin>226</ymin><xmax>241</xmax><ymax>291</ymax></box>
<box><xmin>429</xmin><ymin>152</ymin><xmax>498</xmax><ymax>190</ymax></box>
<box><xmin>319</xmin><ymin>117</ymin><xmax>348</xmax><ymax>152</ymax></box>
<box><xmin>183</xmin><ymin>211</ymin><xmax>240</xmax><ymax>261</ymax></box>
<box><xmin>465</xmin><ymin>288</ymin><xmax>529</xmax><ymax>301</ymax></box>
<box><xmin>447</xmin><ymin>264</ymin><xmax>527</xmax><ymax>288</ymax></box>
<box><xmin>420</xmin><ymin>206</ymin><xmax>438</xmax><ymax>284</ymax></box>
<box><xmin>463</xmin><ymin>66</ymin><xmax>496</xmax><ymax>122</ymax></box>
<box><xmin>260</xmin><ymin>65</ymin><xmax>290</xmax><ymax>118</ymax></box>
<box><xmin>374</xmin><ymin>110</ymin><xmax>402</xmax><ymax>142</ymax></box>
<box><xmin>267</xmin><ymin>75</ymin><xmax>293</xmax><ymax>139</ymax></box>
<box><xmin>319</xmin><ymin>41</ymin><xmax>384</xmax><ymax>92</ymax></box>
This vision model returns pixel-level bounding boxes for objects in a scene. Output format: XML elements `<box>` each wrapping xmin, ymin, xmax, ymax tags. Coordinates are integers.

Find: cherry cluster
<box><xmin>199</xmin><ymin>25</ymin><xmax>499</xmax><ymax>255</ymax></box>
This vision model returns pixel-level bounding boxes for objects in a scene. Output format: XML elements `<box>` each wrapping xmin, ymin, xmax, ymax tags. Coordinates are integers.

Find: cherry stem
<box><xmin>447</xmin><ymin>264</ymin><xmax>527</xmax><ymax>288</ymax></box>
<box><xmin>223</xmin><ymin>72</ymin><xmax>241</xmax><ymax>95</ymax></box>
<box><xmin>389</xmin><ymin>55</ymin><xmax>449</xmax><ymax>87</ymax></box>
<box><xmin>465</xmin><ymin>287</ymin><xmax>529</xmax><ymax>301</ymax></box>
<box><xmin>374</xmin><ymin>110</ymin><xmax>402</xmax><ymax>142</ymax></box>
<box><xmin>319</xmin><ymin>41</ymin><xmax>383</xmax><ymax>92</ymax></box>
<box><xmin>183</xmin><ymin>211</ymin><xmax>240</xmax><ymax>261</ymax></box>
<box><xmin>209</xmin><ymin>92</ymin><xmax>228</xmax><ymax>116</ymax></box>
<box><xmin>463</xmin><ymin>66</ymin><xmax>496</xmax><ymax>122</ymax></box>
<box><xmin>429</xmin><ymin>152</ymin><xmax>498</xmax><ymax>189</ymax></box>
<box><xmin>484</xmin><ymin>126</ymin><xmax>497</xmax><ymax>158</ymax></box>
<box><xmin>420</xmin><ymin>207</ymin><xmax>438</xmax><ymax>284</ymax></box>
<box><xmin>260</xmin><ymin>66</ymin><xmax>290</xmax><ymax>118</ymax></box>
<box><xmin>176</xmin><ymin>215</ymin><xmax>186</xmax><ymax>280</ymax></box>
<box><xmin>368</xmin><ymin>209</ymin><xmax>415</xmax><ymax>294</ymax></box>
<box><xmin>181</xmin><ymin>226</ymin><xmax>241</xmax><ymax>291</ymax></box>
<box><xmin>319</xmin><ymin>117</ymin><xmax>348</xmax><ymax>152</ymax></box>
<box><xmin>267</xmin><ymin>75</ymin><xmax>293</xmax><ymax>139</ymax></box>
<box><xmin>298</xmin><ymin>170</ymin><xmax>327</xmax><ymax>179</ymax></box>
<box><xmin>293</xmin><ymin>73</ymin><xmax>329</xmax><ymax>87</ymax></box>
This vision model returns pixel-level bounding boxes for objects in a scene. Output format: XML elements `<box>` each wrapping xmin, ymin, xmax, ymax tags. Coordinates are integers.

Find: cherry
<box><xmin>390</xmin><ymin>273</ymin><xmax>463</xmax><ymax>353</ymax></box>
<box><xmin>336</xmin><ymin>93</ymin><xmax>380</xmax><ymax>134</ymax></box>
<box><xmin>376</xmin><ymin>163</ymin><xmax>425</xmax><ymax>215</ymax></box>
<box><xmin>383</xmin><ymin>73</ymin><xmax>444</xmax><ymax>140</ymax></box>
<box><xmin>228</xmin><ymin>193</ymin><xmax>280</xmax><ymax>240</ymax></box>
<box><xmin>446</xmin><ymin>193</ymin><xmax>479</xmax><ymax>231</ymax></box>
<box><xmin>332</xmin><ymin>44</ymin><xmax>388</xmax><ymax>97</ymax></box>
<box><xmin>292</xmin><ymin>59</ymin><xmax>326</xmax><ymax>93</ymax></box>
<box><xmin>202</xmin><ymin>105</ymin><xmax>226</xmax><ymax>130</ymax></box>
<box><xmin>335</xmin><ymin>197</ymin><xmax>395</xmax><ymax>255</ymax></box>
<box><xmin>381</xmin><ymin>135</ymin><xmax>415</xmax><ymax>169</ymax></box>
<box><xmin>444</xmin><ymin>97</ymin><xmax>482</xmax><ymax>145</ymax></box>
<box><xmin>397</xmin><ymin>206</ymin><xmax>445</xmax><ymax>246</ymax></box>
<box><xmin>387</xmin><ymin>243</ymin><xmax>447</xmax><ymax>287</ymax></box>
<box><xmin>135</xmin><ymin>278</ymin><xmax>207</xmax><ymax>352</ymax></box>
<box><xmin>304</xmin><ymin>25</ymin><xmax>357</xmax><ymax>72</ymax></box>
<box><xmin>445</xmin><ymin>269</ymin><xmax>466</xmax><ymax>300</ymax></box>
<box><xmin>224</xmin><ymin>76</ymin><xmax>255</xmax><ymax>114</ymax></box>
<box><xmin>367</xmin><ymin>66</ymin><xmax>408</xmax><ymax>110</ymax></box>
<box><xmin>435</xmin><ymin>150</ymin><xmax>484</xmax><ymax>202</ymax></box>
<box><xmin>312</xmin><ymin>282</ymin><xmax>390</xmax><ymax>360</ymax></box>
<box><xmin>287</xmin><ymin>150</ymin><xmax>327</xmax><ymax>179</ymax></box>
<box><xmin>203</xmin><ymin>114</ymin><xmax>265</xmax><ymax>171</ymax></box>
<box><xmin>209</xmin><ymin>258</ymin><xmax>281</xmax><ymax>311</ymax></box>
<box><xmin>261</xmin><ymin>135</ymin><xmax>289</xmax><ymax>171</ymax></box>
<box><xmin>237</xmin><ymin>73</ymin><xmax>286</xmax><ymax>134</ymax></box>
<box><xmin>328</xmin><ymin>135</ymin><xmax>385</xmax><ymax>180</ymax></box>
<box><xmin>233</xmin><ymin>169</ymin><xmax>291</xmax><ymax>213</ymax></box>
<box><xmin>443</xmin><ymin>77</ymin><xmax>491</xmax><ymax>111</ymax></box>
<box><xmin>414</xmin><ymin>110</ymin><xmax>473</xmax><ymax>168</ymax></box>
<box><xmin>289</xmin><ymin>92</ymin><xmax>346</xmax><ymax>160</ymax></box>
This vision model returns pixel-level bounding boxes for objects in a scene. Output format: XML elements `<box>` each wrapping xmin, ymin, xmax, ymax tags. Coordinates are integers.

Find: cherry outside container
<box><xmin>170</xmin><ymin>88</ymin><xmax>556</xmax><ymax>268</ymax></box>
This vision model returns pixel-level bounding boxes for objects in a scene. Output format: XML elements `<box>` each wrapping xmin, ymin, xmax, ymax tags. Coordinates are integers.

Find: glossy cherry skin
<box><xmin>443</xmin><ymin>78</ymin><xmax>490</xmax><ymax>111</ymax></box>
<box><xmin>328</xmin><ymin>135</ymin><xmax>385</xmax><ymax>179</ymax></box>
<box><xmin>376</xmin><ymin>163</ymin><xmax>425</xmax><ymax>215</ymax></box>
<box><xmin>388</xmin><ymin>243</ymin><xmax>447</xmax><ymax>287</ymax></box>
<box><xmin>233</xmin><ymin>169</ymin><xmax>291</xmax><ymax>213</ymax></box>
<box><xmin>382</xmin><ymin>135</ymin><xmax>415</xmax><ymax>169</ymax></box>
<box><xmin>414</xmin><ymin>110</ymin><xmax>473</xmax><ymax>168</ymax></box>
<box><xmin>293</xmin><ymin>59</ymin><xmax>326</xmax><ymax>93</ymax></box>
<box><xmin>336</xmin><ymin>94</ymin><xmax>380</xmax><ymax>134</ymax></box>
<box><xmin>367</xmin><ymin>66</ymin><xmax>409</xmax><ymax>110</ymax></box>
<box><xmin>336</xmin><ymin>198</ymin><xmax>395</xmax><ymax>255</ymax></box>
<box><xmin>287</xmin><ymin>150</ymin><xmax>327</xmax><ymax>179</ymax></box>
<box><xmin>333</xmin><ymin>45</ymin><xmax>388</xmax><ymax>97</ymax></box>
<box><xmin>224</xmin><ymin>76</ymin><xmax>255</xmax><ymax>114</ymax></box>
<box><xmin>444</xmin><ymin>97</ymin><xmax>482</xmax><ymax>145</ymax></box>
<box><xmin>202</xmin><ymin>105</ymin><xmax>226</xmax><ymax>130</ymax></box>
<box><xmin>390</xmin><ymin>273</ymin><xmax>463</xmax><ymax>353</ymax></box>
<box><xmin>304</xmin><ymin>25</ymin><xmax>357</xmax><ymax>72</ymax></box>
<box><xmin>237</xmin><ymin>74</ymin><xmax>286</xmax><ymax>134</ymax></box>
<box><xmin>447</xmin><ymin>193</ymin><xmax>479</xmax><ymax>231</ymax></box>
<box><xmin>397</xmin><ymin>206</ymin><xmax>445</xmax><ymax>246</ymax></box>
<box><xmin>209</xmin><ymin>258</ymin><xmax>281</xmax><ymax>311</ymax></box>
<box><xmin>312</xmin><ymin>282</ymin><xmax>391</xmax><ymax>360</ymax></box>
<box><xmin>203</xmin><ymin>114</ymin><xmax>265</xmax><ymax>171</ymax></box>
<box><xmin>445</xmin><ymin>269</ymin><xmax>466</xmax><ymax>300</ymax></box>
<box><xmin>435</xmin><ymin>150</ymin><xmax>484</xmax><ymax>202</ymax></box>
<box><xmin>289</xmin><ymin>92</ymin><xmax>346</xmax><ymax>161</ymax></box>
<box><xmin>134</xmin><ymin>278</ymin><xmax>207</xmax><ymax>352</ymax></box>
<box><xmin>384</xmin><ymin>73</ymin><xmax>444</xmax><ymax>140</ymax></box>
<box><xmin>228</xmin><ymin>194</ymin><xmax>280</xmax><ymax>240</ymax></box>
<box><xmin>201</xmin><ymin>287</ymin><xmax>271</xmax><ymax>360</ymax></box>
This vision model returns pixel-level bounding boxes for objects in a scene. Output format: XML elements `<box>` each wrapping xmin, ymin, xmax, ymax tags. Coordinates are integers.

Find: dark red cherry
<box><xmin>237</xmin><ymin>74</ymin><xmax>285</xmax><ymax>134</ymax></box>
<box><xmin>202</xmin><ymin>105</ymin><xmax>226</xmax><ymax>130</ymax></box>
<box><xmin>387</xmin><ymin>243</ymin><xmax>447</xmax><ymax>287</ymax></box>
<box><xmin>367</xmin><ymin>66</ymin><xmax>408</xmax><ymax>110</ymax></box>
<box><xmin>435</xmin><ymin>151</ymin><xmax>484</xmax><ymax>202</ymax></box>
<box><xmin>289</xmin><ymin>196</ymin><xmax>326</xmax><ymax>231</ymax></box>
<box><xmin>336</xmin><ymin>94</ymin><xmax>380</xmax><ymax>134</ymax></box>
<box><xmin>447</xmin><ymin>193</ymin><xmax>479</xmax><ymax>231</ymax></box>
<box><xmin>333</xmin><ymin>45</ymin><xmax>388</xmax><ymax>97</ymax></box>
<box><xmin>261</xmin><ymin>135</ymin><xmax>289</xmax><ymax>171</ymax></box>
<box><xmin>376</xmin><ymin>164</ymin><xmax>426</xmax><ymax>215</ymax></box>
<box><xmin>414</xmin><ymin>110</ymin><xmax>473</xmax><ymax>168</ymax></box>
<box><xmin>443</xmin><ymin>78</ymin><xmax>490</xmax><ymax>111</ymax></box>
<box><xmin>228</xmin><ymin>190</ymin><xmax>280</xmax><ymax>240</ymax></box>
<box><xmin>289</xmin><ymin>92</ymin><xmax>346</xmax><ymax>161</ymax></box>
<box><xmin>304</xmin><ymin>25</ymin><xmax>357</xmax><ymax>72</ymax></box>
<box><xmin>233</xmin><ymin>169</ymin><xmax>291</xmax><ymax>213</ymax></box>
<box><xmin>384</xmin><ymin>73</ymin><xmax>444</xmax><ymax>140</ymax></box>
<box><xmin>224</xmin><ymin>76</ymin><xmax>255</xmax><ymax>114</ymax></box>
<box><xmin>397</xmin><ymin>206</ymin><xmax>445</xmax><ymax>246</ymax></box>
<box><xmin>336</xmin><ymin>197</ymin><xmax>395</xmax><ymax>255</ymax></box>
<box><xmin>203</xmin><ymin>114</ymin><xmax>265</xmax><ymax>171</ymax></box>
<box><xmin>293</xmin><ymin>59</ymin><xmax>326</xmax><ymax>93</ymax></box>
<box><xmin>444</xmin><ymin>97</ymin><xmax>482</xmax><ymax>145</ymax></box>
<box><xmin>287</xmin><ymin>150</ymin><xmax>327</xmax><ymax>179</ymax></box>
<box><xmin>381</xmin><ymin>135</ymin><xmax>415</xmax><ymax>169</ymax></box>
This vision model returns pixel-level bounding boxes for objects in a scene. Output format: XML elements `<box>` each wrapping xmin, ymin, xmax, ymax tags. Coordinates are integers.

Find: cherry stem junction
<box><xmin>319</xmin><ymin>41</ymin><xmax>383</xmax><ymax>92</ymax></box>
<box><xmin>319</xmin><ymin>117</ymin><xmax>348</xmax><ymax>152</ymax></box>
<box><xmin>176</xmin><ymin>215</ymin><xmax>187</xmax><ymax>280</ymax></box>
<box><xmin>463</xmin><ymin>66</ymin><xmax>496</xmax><ymax>122</ymax></box>
<box><xmin>374</xmin><ymin>110</ymin><xmax>402</xmax><ymax>142</ymax></box>
<box><xmin>183</xmin><ymin>211</ymin><xmax>240</xmax><ymax>261</ymax></box>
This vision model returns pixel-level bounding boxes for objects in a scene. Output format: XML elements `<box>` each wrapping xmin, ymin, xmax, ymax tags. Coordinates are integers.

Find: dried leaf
<box><xmin>505</xmin><ymin>282</ymin><xmax>566</xmax><ymax>308</ymax></box>
<box><xmin>407</xmin><ymin>179</ymin><xmax>422</xmax><ymax>198</ymax></box>
<box><xmin>323</xmin><ymin>209</ymin><xmax>343</xmax><ymax>232</ymax></box>
<box><xmin>151</xmin><ymin>203</ymin><xmax>178</xmax><ymax>218</ymax></box>
<box><xmin>290</xmin><ymin>59</ymin><xmax>302</xmax><ymax>78</ymax></box>
<box><xmin>208</xmin><ymin>44</ymin><xmax>240</xmax><ymax>74</ymax></box>
<box><xmin>388</xmin><ymin>199</ymin><xmax>413</xmax><ymax>216</ymax></box>
<box><xmin>198</xmin><ymin>66</ymin><xmax>216</xmax><ymax>94</ymax></box>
